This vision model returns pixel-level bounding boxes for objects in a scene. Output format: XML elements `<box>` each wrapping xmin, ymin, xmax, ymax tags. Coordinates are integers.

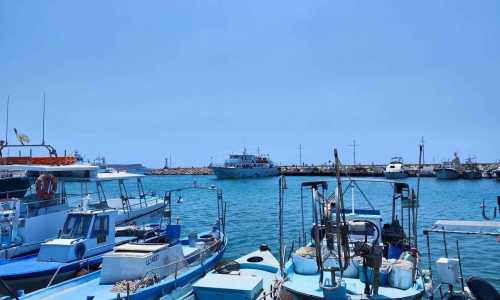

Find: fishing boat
<box><xmin>0</xmin><ymin>205</ymin><xmax>172</xmax><ymax>296</ymax></box>
<box><xmin>14</xmin><ymin>184</ymin><xmax>227</xmax><ymax>300</ymax></box>
<box><xmin>434</xmin><ymin>161</ymin><xmax>461</xmax><ymax>179</ymax></box>
<box><xmin>461</xmin><ymin>157</ymin><xmax>482</xmax><ymax>179</ymax></box>
<box><xmin>277</xmin><ymin>150</ymin><xmax>425</xmax><ymax>299</ymax></box>
<box><xmin>209</xmin><ymin>148</ymin><xmax>279</xmax><ymax>179</ymax></box>
<box><xmin>435</xmin><ymin>153</ymin><xmax>461</xmax><ymax>180</ymax></box>
<box><xmin>383</xmin><ymin>157</ymin><xmax>408</xmax><ymax>179</ymax></box>
<box><xmin>0</xmin><ymin>159</ymin><xmax>168</xmax><ymax>259</ymax></box>
<box><xmin>423</xmin><ymin>220</ymin><xmax>500</xmax><ymax>299</ymax></box>
<box><xmin>185</xmin><ymin>244</ymin><xmax>281</xmax><ymax>300</ymax></box>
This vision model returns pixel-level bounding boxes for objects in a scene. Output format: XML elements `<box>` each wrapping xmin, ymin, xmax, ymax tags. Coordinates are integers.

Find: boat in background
<box><xmin>209</xmin><ymin>148</ymin><xmax>279</xmax><ymax>179</ymax></box>
<box><xmin>435</xmin><ymin>153</ymin><xmax>461</xmax><ymax>179</ymax></box>
<box><xmin>383</xmin><ymin>157</ymin><xmax>408</xmax><ymax>179</ymax></box>
<box><xmin>461</xmin><ymin>157</ymin><xmax>482</xmax><ymax>179</ymax></box>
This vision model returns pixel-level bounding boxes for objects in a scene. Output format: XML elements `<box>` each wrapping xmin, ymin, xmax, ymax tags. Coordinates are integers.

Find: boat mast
<box><xmin>5</xmin><ymin>95</ymin><xmax>9</xmax><ymax>145</ymax></box>
<box><xmin>42</xmin><ymin>92</ymin><xmax>46</xmax><ymax>145</ymax></box>
<box><xmin>348</xmin><ymin>140</ymin><xmax>358</xmax><ymax>166</ymax></box>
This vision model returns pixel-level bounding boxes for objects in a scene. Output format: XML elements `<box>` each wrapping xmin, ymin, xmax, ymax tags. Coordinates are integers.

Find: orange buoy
<box><xmin>35</xmin><ymin>174</ymin><xmax>57</xmax><ymax>200</ymax></box>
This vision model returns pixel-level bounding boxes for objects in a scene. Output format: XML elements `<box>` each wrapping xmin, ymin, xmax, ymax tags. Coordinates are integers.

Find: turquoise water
<box><xmin>71</xmin><ymin>175</ymin><xmax>500</xmax><ymax>291</ymax></box>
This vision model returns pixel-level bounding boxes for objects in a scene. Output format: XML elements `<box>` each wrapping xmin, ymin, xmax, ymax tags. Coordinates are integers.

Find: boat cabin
<box><xmin>37</xmin><ymin>209</ymin><xmax>116</xmax><ymax>263</ymax></box>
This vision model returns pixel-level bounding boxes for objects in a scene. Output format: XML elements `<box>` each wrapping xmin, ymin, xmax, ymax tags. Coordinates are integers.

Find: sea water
<box><xmin>69</xmin><ymin>175</ymin><xmax>500</xmax><ymax>291</ymax></box>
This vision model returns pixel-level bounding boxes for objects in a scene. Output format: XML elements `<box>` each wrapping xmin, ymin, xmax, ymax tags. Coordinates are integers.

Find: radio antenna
<box><xmin>42</xmin><ymin>92</ymin><xmax>46</xmax><ymax>144</ymax></box>
<box><xmin>5</xmin><ymin>95</ymin><xmax>9</xmax><ymax>145</ymax></box>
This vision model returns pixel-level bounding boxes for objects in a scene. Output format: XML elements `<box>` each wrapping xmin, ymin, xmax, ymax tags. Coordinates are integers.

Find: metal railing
<box><xmin>132</xmin><ymin>236</ymin><xmax>225</xmax><ymax>293</ymax></box>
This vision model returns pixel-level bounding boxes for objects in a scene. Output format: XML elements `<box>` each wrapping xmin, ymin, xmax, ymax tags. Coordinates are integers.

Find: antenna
<box><xmin>5</xmin><ymin>95</ymin><xmax>9</xmax><ymax>144</ymax></box>
<box><xmin>256</xmin><ymin>146</ymin><xmax>261</xmax><ymax>156</ymax></box>
<box><xmin>42</xmin><ymin>92</ymin><xmax>46</xmax><ymax>144</ymax></box>
<box><xmin>420</xmin><ymin>136</ymin><xmax>425</xmax><ymax>164</ymax></box>
<box><xmin>299</xmin><ymin>144</ymin><xmax>302</xmax><ymax>166</ymax></box>
<box><xmin>348</xmin><ymin>140</ymin><xmax>359</xmax><ymax>166</ymax></box>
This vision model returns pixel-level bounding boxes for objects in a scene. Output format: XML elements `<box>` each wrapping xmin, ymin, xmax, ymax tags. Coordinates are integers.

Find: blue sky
<box><xmin>1</xmin><ymin>1</ymin><xmax>499</xmax><ymax>168</ymax></box>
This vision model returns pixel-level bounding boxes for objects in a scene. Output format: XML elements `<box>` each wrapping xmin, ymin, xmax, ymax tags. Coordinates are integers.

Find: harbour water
<box><xmin>69</xmin><ymin>174</ymin><xmax>500</xmax><ymax>292</ymax></box>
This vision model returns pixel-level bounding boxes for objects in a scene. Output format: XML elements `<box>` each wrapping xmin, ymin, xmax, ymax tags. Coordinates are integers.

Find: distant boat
<box><xmin>435</xmin><ymin>153</ymin><xmax>461</xmax><ymax>180</ymax></box>
<box><xmin>435</xmin><ymin>161</ymin><xmax>461</xmax><ymax>179</ymax></box>
<box><xmin>209</xmin><ymin>148</ymin><xmax>279</xmax><ymax>179</ymax></box>
<box><xmin>383</xmin><ymin>157</ymin><xmax>408</xmax><ymax>179</ymax></box>
<box><xmin>461</xmin><ymin>157</ymin><xmax>482</xmax><ymax>179</ymax></box>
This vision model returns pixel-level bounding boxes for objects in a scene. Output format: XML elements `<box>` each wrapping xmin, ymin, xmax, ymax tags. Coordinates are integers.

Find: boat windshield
<box><xmin>60</xmin><ymin>214</ymin><xmax>92</xmax><ymax>239</ymax></box>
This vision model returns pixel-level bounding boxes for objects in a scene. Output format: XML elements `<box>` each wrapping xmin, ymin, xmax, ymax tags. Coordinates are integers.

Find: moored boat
<box><xmin>13</xmin><ymin>184</ymin><xmax>227</xmax><ymax>300</ymax></box>
<box><xmin>383</xmin><ymin>157</ymin><xmax>408</xmax><ymax>179</ymax></box>
<box><xmin>277</xmin><ymin>150</ymin><xmax>425</xmax><ymax>299</ymax></box>
<box><xmin>209</xmin><ymin>148</ymin><xmax>279</xmax><ymax>179</ymax></box>
<box><xmin>187</xmin><ymin>244</ymin><xmax>281</xmax><ymax>300</ymax></box>
<box><xmin>0</xmin><ymin>163</ymin><xmax>168</xmax><ymax>259</ymax></box>
<box><xmin>0</xmin><ymin>206</ymin><xmax>172</xmax><ymax>296</ymax></box>
<box><xmin>434</xmin><ymin>162</ymin><xmax>461</xmax><ymax>179</ymax></box>
<box><xmin>461</xmin><ymin>157</ymin><xmax>482</xmax><ymax>179</ymax></box>
<box><xmin>435</xmin><ymin>153</ymin><xmax>461</xmax><ymax>180</ymax></box>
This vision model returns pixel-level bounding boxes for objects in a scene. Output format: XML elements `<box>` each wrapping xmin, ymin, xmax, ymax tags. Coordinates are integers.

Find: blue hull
<box><xmin>210</xmin><ymin>167</ymin><xmax>279</xmax><ymax>179</ymax></box>
<box><xmin>18</xmin><ymin>238</ymin><xmax>227</xmax><ymax>300</ymax></box>
<box><xmin>435</xmin><ymin>168</ymin><xmax>460</xmax><ymax>179</ymax></box>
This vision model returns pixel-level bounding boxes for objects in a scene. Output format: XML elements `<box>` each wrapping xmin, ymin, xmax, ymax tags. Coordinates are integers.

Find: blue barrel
<box><xmin>388</xmin><ymin>242</ymin><xmax>410</xmax><ymax>260</ymax></box>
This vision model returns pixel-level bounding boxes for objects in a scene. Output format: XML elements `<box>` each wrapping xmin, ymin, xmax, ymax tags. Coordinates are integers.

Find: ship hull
<box><xmin>384</xmin><ymin>171</ymin><xmax>408</xmax><ymax>179</ymax></box>
<box><xmin>435</xmin><ymin>169</ymin><xmax>460</xmax><ymax>179</ymax></box>
<box><xmin>210</xmin><ymin>167</ymin><xmax>279</xmax><ymax>179</ymax></box>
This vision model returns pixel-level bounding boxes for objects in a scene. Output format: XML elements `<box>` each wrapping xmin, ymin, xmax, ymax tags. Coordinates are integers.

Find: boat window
<box><xmin>74</xmin><ymin>215</ymin><xmax>92</xmax><ymax>239</ymax></box>
<box><xmin>60</xmin><ymin>215</ymin><xmax>79</xmax><ymax>238</ymax></box>
<box><xmin>60</xmin><ymin>214</ymin><xmax>92</xmax><ymax>239</ymax></box>
<box><xmin>91</xmin><ymin>215</ymin><xmax>109</xmax><ymax>237</ymax></box>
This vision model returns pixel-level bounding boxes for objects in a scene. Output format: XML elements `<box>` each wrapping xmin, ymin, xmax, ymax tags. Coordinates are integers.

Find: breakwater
<box><xmin>147</xmin><ymin>167</ymin><xmax>213</xmax><ymax>175</ymax></box>
<box><xmin>146</xmin><ymin>165</ymin><xmax>434</xmax><ymax>176</ymax></box>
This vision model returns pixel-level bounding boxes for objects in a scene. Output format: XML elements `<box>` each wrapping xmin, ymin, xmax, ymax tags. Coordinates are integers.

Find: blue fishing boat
<box><xmin>435</xmin><ymin>153</ymin><xmax>461</xmax><ymax>180</ymax></box>
<box><xmin>461</xmin><ymin>157</ymin><xmax>482</xmax><ymax>179</ymax></box>
<box><xmin>209</xmin><ymin>148</ymin><xmax>279</xmax><ymax>179</ymax></box>
<box><xmin>0</xmin><ymin>163</ymin><xmax>168</xmax><ymax>259</ymax></box>
<box><xmin>12</xmin><ymin>184</ymin><xmax>227</xmax><ymax>300</ymax></box>
<box><xmin>277</xmin><ymin>150</ymin><xmax>425</xmax><ymax>299</ymax></box>
<box><xmin>0</xmin><ymin>205</ymin><xmax>172</xmax><ymax>296</ymax></box>
<box><xmin>186</xmin><ymin>244</ymin><xmax>281</xmax><ymax>300</ymax></box>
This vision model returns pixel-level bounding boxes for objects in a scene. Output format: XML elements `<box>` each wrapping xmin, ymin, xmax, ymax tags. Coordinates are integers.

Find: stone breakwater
<box><xmin>147</xmin><ymin>168</ymin><xmax>213</xmax><ymax>175</ymax></box>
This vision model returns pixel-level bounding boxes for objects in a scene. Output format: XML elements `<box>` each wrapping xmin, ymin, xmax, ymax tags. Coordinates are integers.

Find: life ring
<box><xmin>35</xmin><ymin>174</ymin><xmax>57</xmax><ymax>200</ymax></box>
<box><xmin>74</xmin><ymin>242</ymin><xmax>86</xmax><ymax>260</ymax></box>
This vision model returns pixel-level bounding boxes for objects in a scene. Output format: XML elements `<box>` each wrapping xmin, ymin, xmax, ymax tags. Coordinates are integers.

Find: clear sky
<box><xmin>1</xmin><ymin>1</ymin><xmax>499</xmax><ymax>168</ymax></box>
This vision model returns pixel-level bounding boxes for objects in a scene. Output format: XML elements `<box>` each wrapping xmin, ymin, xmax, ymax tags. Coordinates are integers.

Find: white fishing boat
<box><xmin>0</xmin><ymin>163</ymin><xmax>168</xmax><ymax>259</ymax></box>
<box><xmin>383</xmin><ymin>157</ymin><xmax>408</xmax><ymax>179</ymax></box>
<box><xmin>209</xmin><ymin>148</ymin><xmax>279</xmax><ymax>179</ymax></box>
<box><xmin>277</xmin><ymin>150</ymin><xmax>425</xmax><ymax>299</ymax></box>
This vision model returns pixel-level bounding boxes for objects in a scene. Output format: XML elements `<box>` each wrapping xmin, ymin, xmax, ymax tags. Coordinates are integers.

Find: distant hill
<box><xmin>108</xmin><ymin>164</ymin><xmax>147</xmax><ymax>171</ymax></box>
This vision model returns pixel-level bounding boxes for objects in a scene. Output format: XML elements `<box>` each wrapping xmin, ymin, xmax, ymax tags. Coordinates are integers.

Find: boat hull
<box><xmin>384</xmin><ymin>171</ymin><xmax>408</xmax><ymax>179</ymax></box>
<box><xmin>462</xmin><ymin>170</ymin><xmax>482</xmax><ymax>179</ymax></box>
<box><xmin>210</xmin><ymin>167</ymin><xmax>279</xmax><ymax>179</ymax></box>
<box><xmin>435</xmin><ymin>169</ymin><xmax>460</xmax><ymax>179</ymax></box>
